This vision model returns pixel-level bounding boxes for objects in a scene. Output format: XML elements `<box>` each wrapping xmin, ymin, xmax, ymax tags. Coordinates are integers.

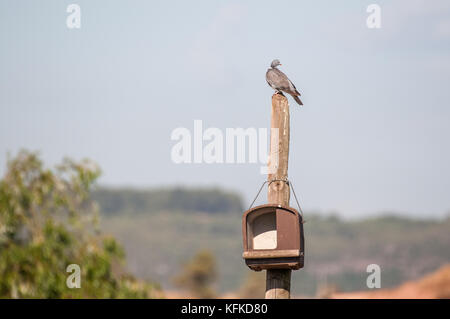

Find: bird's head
<box><xmin>270</xmin><ymin>59</ymin><xmax>282</xmax><ymax>68</ymax></box>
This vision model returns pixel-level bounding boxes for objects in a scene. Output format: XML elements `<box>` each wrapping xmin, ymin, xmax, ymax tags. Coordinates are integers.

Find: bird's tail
<box><xmin>292</xmin><ymin>94</ymin><xmax>303</xmax><ymax>106</ymax></box>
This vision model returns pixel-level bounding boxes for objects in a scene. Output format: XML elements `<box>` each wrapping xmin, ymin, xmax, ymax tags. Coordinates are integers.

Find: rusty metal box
<box><xmin>242</xmin><ymin>204</ymin><xmax>304</xmax><ymax>271</ymax></box>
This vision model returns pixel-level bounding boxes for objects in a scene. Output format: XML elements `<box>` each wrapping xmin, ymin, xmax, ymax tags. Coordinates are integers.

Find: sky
<box><xmin>1</xmin><ymin>0</ymin><xmax>449</xmax><ymax>218</ymax></box>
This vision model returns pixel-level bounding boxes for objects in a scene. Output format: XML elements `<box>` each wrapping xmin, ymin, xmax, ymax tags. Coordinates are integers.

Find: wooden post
<box><xmin>265</xmin><ymin>93</ymin><xmax>291</xmax><ymax>299</ymax></box>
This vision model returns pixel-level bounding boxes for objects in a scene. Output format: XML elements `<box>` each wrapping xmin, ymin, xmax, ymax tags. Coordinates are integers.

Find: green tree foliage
<box><xmin>0</xmin><ymin>151</ymin><xmax>156</xmax><ymax>298</ymax></box>
<box><xmin>174</xmin><ymin>250</ymin><xmax>217</xmax><ymax>298</ymax></box>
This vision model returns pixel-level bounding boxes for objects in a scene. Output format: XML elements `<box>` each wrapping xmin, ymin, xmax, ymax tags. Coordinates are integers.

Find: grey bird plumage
<box><xmin>266</xmin><ymin>59</ymin><xmax>303</xmax><ymax>106</ymax></box>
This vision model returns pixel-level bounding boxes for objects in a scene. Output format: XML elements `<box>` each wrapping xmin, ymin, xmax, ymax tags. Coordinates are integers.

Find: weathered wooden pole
<box><xmin>265</xmin><ymin>93</ymin><xmax>291</xmax><ymax>299</ymax></box>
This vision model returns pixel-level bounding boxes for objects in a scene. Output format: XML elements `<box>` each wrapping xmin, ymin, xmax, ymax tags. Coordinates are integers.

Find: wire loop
<box><xmin>248</xmin><ymin>178</ymin><xmax>304</xmax><ymax>218</ymax></box>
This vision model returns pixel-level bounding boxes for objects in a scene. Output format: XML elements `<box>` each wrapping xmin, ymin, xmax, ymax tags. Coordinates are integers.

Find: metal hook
<box><xmin>247</xmin><ymin>178</ymin><xmax>305</xmax><ymax>219</ymax></box>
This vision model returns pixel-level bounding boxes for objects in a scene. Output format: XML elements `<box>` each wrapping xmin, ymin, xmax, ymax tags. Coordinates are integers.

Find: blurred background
<box><xmin>0</xmin><ymin>0</ymin><xmax>449</xmax><ymax>298</ymax></box>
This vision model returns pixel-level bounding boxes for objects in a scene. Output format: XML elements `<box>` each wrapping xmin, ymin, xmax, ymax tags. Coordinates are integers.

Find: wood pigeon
<box><xmin>266</xmin><ymin>59</ymin><xmax>303</xmax><ymax>106</ymax></box>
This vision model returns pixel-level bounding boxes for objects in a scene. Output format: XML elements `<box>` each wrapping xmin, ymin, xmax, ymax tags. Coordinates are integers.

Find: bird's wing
<box><xmin>278</xmin><ymin>70</ymin><xmax>301</xmax><ymax>96</ymax></box>
<box><xmin>266</xmin><ymin>68</ymin><xmax>292</xmax><ymax>91</ymax></box>
<box><xmin>287</xmin><ymin>78</ymin><xmax>301</xmax><ymax>96</ymax></box>
<box><xmin>271</xmin><ymin>69</ymin><xmax>301</xmax><ymax>96</ymax></box>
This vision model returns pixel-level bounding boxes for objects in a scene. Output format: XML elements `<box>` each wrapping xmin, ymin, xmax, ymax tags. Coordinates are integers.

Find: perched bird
<box><xmin>266</xmin><ymin>59</ymin><xmax>303</xmax><ymax>106</ymax></box>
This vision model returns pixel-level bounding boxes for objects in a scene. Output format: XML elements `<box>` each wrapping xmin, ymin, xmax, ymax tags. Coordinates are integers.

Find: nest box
<box><xmin>242</xmin><ymin>204</ymin><xmax>304</xmax><ymax>271</ymax></box>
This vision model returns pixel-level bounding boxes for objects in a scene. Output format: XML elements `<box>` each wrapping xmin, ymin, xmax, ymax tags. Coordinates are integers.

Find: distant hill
<box><xmin>93</xmin><ymin>187</ymin><xmax>243</xmax><ymax>215</ymax></box>
<box><xmin>332</xmin><ymin>264</ymin><xmax>450</xmax><ymax>299</ymax></box>
<box><xmin>96</xmin><ymin>187</ymin><xmax>450</xmax><ymax>296</ymax></box>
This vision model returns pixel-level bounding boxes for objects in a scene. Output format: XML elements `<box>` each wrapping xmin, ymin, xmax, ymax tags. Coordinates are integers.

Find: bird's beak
<box><xmin>280</xmin><ymin>64</ymin><xmax>282</xmax><ymax>66</ymax></box>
